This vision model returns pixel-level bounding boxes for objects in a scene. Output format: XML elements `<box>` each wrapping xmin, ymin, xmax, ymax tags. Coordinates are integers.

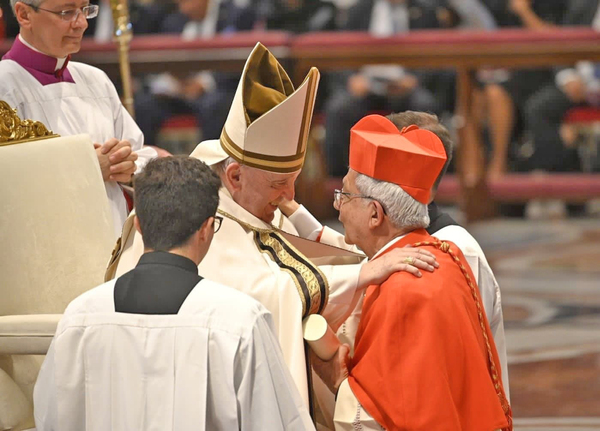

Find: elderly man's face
<box><xmin>236</xmin><ymin>165</ymin><xmax>300</xmax><ymax>224</ymax></box>
<box><xmin>336</xmin><ymin>170</ymin><xmax>370</xmax><ymax>247</ymax></box>
<box><xmin>20</xmin><ymin>0</ymin><xmax>89</xmax><ymax>58</ymax></box>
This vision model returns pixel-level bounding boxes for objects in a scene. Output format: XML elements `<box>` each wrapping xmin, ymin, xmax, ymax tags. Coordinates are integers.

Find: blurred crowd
<box><xmin>2</xmin><ymin>0</ymin><xmax>599</xmax><ymax>179</ymax></box>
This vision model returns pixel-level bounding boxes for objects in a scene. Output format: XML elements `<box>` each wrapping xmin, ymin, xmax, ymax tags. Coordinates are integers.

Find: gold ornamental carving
<box><xmin>0</xmin><ymin>100</ymin><xmax>58</xmax><ymax>146</ymax></box>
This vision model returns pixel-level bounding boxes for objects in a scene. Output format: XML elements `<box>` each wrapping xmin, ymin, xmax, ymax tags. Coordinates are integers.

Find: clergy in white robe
<box><xmin>108</xmin><ymin>44</ymin><xmax>436</xmax><ymax>418</ymax></box>
<box><xmin>34</xmin><ymin>257</ymin><xmax>313</xmax><ymax>431</ymax></box>
<box><xmin>0</xmin><ymin>27</ymin><xmax>156</xmax><ymax>239</ymax></box>
<box><xmin>34</xmin><ymin>155</ymin><xmax>314</xmax><ymax>430</ymax></box>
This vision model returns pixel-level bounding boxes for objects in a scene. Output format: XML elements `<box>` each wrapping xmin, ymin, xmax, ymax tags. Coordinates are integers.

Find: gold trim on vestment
<box><xmin>0</xmin><ymin>100</ymin><xmax>58</xmax><ymax>146</ymax></box>
<box><xmin>296</xmin><ymin>68</ymin><xmax>319</xmax><ymax>158</ymax></box>
<box><xmin>218</xmin><ymin>209</ymin><xmax>329</xmax><ymax>318</ymax></box>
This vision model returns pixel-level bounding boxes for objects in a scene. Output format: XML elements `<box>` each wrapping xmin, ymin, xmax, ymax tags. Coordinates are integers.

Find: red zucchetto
<box><xmin>349</xmin><ymin>114</ymin><xmax>447</xmax><ymax>204</ymax></box>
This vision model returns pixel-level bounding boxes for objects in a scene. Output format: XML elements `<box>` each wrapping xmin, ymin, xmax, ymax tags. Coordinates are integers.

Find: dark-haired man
<box><xmin>33</xmin><ymin>156</ymin><xmax>314</xmax><ymax>430</ymax></box>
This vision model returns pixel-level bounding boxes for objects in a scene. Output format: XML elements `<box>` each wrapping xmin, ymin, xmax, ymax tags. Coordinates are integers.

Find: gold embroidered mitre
<box><xmin>191</xmin><ymin>42</ymin><xmax>320</xmax><ymax>173</ymax></box>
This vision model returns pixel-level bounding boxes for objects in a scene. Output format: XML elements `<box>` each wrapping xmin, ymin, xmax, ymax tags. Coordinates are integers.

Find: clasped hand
<box><xmin>95</xmin><ymin>138</ymin><xmax>138</xmax><ymax>183</ymax></box>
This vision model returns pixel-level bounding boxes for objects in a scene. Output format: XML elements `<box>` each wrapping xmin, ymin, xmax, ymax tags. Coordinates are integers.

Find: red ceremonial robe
<box><xmin>348</xmin><ymin>229</ymin><xmax>511</xmax><ymax>431</ymax></box>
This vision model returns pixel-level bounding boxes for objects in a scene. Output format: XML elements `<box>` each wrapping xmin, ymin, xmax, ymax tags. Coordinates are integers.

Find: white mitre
<box><xmin>191</xmin><ymin>42</ymin><xmax>320</xmax><ymax>173</ymax></box>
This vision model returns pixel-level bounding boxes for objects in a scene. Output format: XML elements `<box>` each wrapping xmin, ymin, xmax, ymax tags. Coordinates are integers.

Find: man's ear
<box><xmin>224</xmin><ymin>162</ymin><xmax>242</xmax><ymax>192</ymax></box>
<box><xmin>197</xmin><ymin>217</ymin><xmax>213</xmax><ymax>242</ymax></box>
<box><xmin>14</xmin><ymin>2</ymin><xmax>33</xmax><ymax>29</ymax></box>
<box><xmin>133</xmin><ymin>215</ymin><xmax>142</xmax><ymax>235</ymax></box>
<box><xmin>367</xmin><ymin>200</ymin><xmax>385</xmax><ymax>230</ymax></box>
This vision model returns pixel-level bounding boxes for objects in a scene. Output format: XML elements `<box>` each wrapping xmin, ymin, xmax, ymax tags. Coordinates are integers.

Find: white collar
<box><xmin>18</xmin><ymin>34</ymin><xmax>68</xmax><ymax>70</ymax></box>
<box><xmin>371</xmin><ymin>233</ymin><xmax>407</xmax><ymax>260</ymax></box>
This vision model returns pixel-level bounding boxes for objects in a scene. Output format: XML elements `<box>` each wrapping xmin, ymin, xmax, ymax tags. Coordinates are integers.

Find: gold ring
<box><xmin>403</xmin><ymin>256</ymin><xmax>415</xmax><ymax>265</ymax></box>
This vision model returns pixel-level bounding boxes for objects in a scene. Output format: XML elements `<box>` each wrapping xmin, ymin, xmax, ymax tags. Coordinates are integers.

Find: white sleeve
<box><xmin>479</xmin><ymin>262</ymin><xmax>509</xmax><ymax>401</ymax></box>
<box><xmin>285</xmin><ymin>206</ymin><xmax>364</xmax><ymax>254</ymax></box>
<box><xmin>33</xmin><ymin>340</ymin><xmax>58</xmax><ymax>431</ymax></box>
<box><xmin>287</xmin><ymin>205</ymin><xmax>324</xmax><ymax>240</ymax></box>
<box><xmin>32</xmin><ymin>300</ymin><xmax>85</xmax><ymax>431</ymax></box>
<box><xmin>236</xmin><ymin>312</ymin><xmax>315</xmax><ymax>431</ymax></box>
<box><xmin>319</xmin><ymin>264</ymin><xmax>363</xmax><ymax>332</ymax></box>
<box><xmin>106</xmin><ymin>71</ymin><xmax>157</xmax><ymax>173</ymax></box>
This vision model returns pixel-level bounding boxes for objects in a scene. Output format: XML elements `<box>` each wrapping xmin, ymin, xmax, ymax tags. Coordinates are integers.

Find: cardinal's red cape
<box><xmin>348</xmin><ymin>229</ymin><xmax>511</xmax><ymax>431</ymax></box>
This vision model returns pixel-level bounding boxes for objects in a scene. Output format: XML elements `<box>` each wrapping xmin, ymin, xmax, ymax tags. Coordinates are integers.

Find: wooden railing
<box><xmin>3</xmin><ymin>28</ymin><xmax>600</xmax><ymax>220</ymax></box>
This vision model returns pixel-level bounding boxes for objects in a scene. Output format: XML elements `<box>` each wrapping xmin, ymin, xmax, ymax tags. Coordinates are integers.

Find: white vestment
<box><xmin>33</xmin><ymin>278</ymin><xmax>314</xmax><ymax>431</ymax></box>
<box><xmin>0</xmin><ymin>55</ymin><xmax>155</xmax><ymax>239</ymax></box>
<box><xmin>114</xmin><ymin>188</ymin><xmax>363</xmax><ymax>409</ymax></box>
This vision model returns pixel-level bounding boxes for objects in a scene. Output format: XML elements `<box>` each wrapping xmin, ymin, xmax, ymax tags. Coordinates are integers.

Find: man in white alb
<box><xmin>0</xmin><ymin>0</ymin><xmax>156</xmax><ymax>238</ymax></box>
<box><xmin>34</xmin><ymin>156</ymin><xmax>314</xmax><ymax>431</ymax></box>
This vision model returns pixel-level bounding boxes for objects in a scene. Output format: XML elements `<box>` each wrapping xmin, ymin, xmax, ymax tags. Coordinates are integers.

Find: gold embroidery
<box><xmin>220</xmin><ymin>128</ymin><xmax>305</xmax><ymax>173</ymax></box>
<box><xmin>296</xmin><ymin>68</ymin><xmax>319</xmax><ymax>156</ymax></box>
<box><xmin>218</xmin><ymin>209</ymin><xmax>329</xmax><ymax>318</ymax></box>
<box><xmin>0</xmin><ymin>100</ymin><xmax>58</xmax><ymax>146</ymax></box>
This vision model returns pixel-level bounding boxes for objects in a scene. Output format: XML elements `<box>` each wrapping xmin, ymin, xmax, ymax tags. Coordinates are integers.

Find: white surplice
<box><xmin>0</xmin><ymin>54</ymin><xmax>155</xmax><ymax>239</ymax></box>
<box><xmin>33</xmin><ymin>278</ymin><xmax>314</xmax><ymax>431</ymax></box>
<box><xmin>114</xmin><ymin>188</ymin><xmax>364</xmax><ymax>409</ymax></box>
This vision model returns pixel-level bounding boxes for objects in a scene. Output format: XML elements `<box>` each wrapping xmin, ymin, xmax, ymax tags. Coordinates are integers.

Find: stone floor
<box><xmin>471</xmin><ymin>217</ymin><xmax>600</xmax><ymax>430</ymax></box>
<box><xmin>325</xmin><ymin>214</ymin><xmax>600</xmax><ymax>430</ymax></box>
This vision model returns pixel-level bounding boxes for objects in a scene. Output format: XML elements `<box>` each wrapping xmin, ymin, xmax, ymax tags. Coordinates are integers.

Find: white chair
<box><xmin>0</xmin><ymin>102</ymin><xmax>115</xmax><ymax>430</ymax></box>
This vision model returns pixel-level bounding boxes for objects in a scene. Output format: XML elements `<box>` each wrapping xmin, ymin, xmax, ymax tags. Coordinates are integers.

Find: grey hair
<box><xmin>355</xmin><ymin>173</ymin><xmax>429</xmax><ymax>230</ymax></box>
<box><xmin>11</xmin><ymin>0</ymin><xmax>42</xmax><ymax>14</ymax></box>
<box><xmin>210</xmin><ymin>156</ymin><xmax>236</xmax><ymax>176</ymax></box>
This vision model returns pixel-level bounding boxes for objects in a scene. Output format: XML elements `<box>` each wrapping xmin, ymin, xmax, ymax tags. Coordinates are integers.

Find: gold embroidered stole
<box><xmin>218</xmin><ymin>209</ymin><xmax>329</xmax><ymax>318</ymax></box>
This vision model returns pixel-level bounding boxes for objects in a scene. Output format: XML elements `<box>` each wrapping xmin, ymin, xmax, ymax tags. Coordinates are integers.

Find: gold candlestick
<box><xmin>109</xmin><ymin>0</ymin><xmax>135</xmax><ymax>118</ymax></box>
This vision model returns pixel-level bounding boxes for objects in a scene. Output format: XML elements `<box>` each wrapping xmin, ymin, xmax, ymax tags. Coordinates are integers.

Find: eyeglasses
<box><xmin>333</xmin><ymin>189</ymin><xmax>387</xmax><ymax>214</ymax></box>
<box><xmin>212</xmin><ymin>215</ymin><xmax>223</xmax><ymax>233</ymax></box>
<box><xmin>26</xmin><ymin>3</ymin><xmax>99</xmax><ymax>22</ymax></box>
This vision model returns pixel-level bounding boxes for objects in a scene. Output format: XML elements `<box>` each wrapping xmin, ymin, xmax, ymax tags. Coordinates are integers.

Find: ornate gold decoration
<box><xmin>0</xmin><ymin>100</ymin><xmax>58</xmax><ymax>146</ymax></box>
<box><xmin>110</xmin><ymin>0</ymin><xmax>135</xmax><ymax>118</ymax></box>
<box><xmin>254</xmin><ymin>230</ymin><xmax>329</xmax><ymax>318</ymax></box>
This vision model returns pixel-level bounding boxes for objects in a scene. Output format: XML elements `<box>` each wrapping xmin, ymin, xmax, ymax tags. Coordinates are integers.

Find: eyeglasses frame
<box><xmin>212</xmin><ymin>215</ymin><xmax>223</xmax><ymax>233</ymax></box>
<box><xmin>333</xmin><ymin>189</ymin><xmax>387</xmax><ymax>214</ymax></box>
<box><xmin>24</xmin><ymin>2</ymin><xmax>99</xmax><ymax>22</ymax></box>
